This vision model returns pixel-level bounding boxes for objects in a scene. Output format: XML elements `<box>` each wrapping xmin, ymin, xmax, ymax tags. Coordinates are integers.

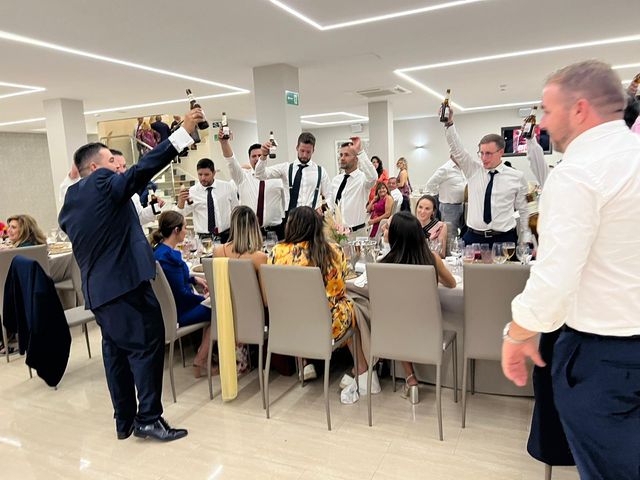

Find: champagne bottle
<box><xmin>269</xmin><ymin>131</ymin><xmax>278</xmax><ymax>159</ymax></box>
<box><xmin>440</xmin><ymin>89</ymin><xmax>451</xmax><ymax>123</ymax></box>
<box><xmin>221</xmin><ymin>112</ymin><xmax>230</xmax><ymax>140</ymax></box>
<box><xmin>521</xmin><ymin>106</ymin><xmax>538</xmax><ymax>139</ymax></box>
<box><xmin>150</xmin><ymin>194</ymin><xmax>161</xmax><ymax>215</ymax></box>
<box><xmin>185</xmin><ymin>89</ymin><xmax>209</xmax><ymax>130</ymax></box>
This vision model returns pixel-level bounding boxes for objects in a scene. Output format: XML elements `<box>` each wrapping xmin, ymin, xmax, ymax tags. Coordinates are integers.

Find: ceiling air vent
<box><xmin>356</xmin><ymin>85</ymin><xmax>411</xmax><ymax>98</ymax></box>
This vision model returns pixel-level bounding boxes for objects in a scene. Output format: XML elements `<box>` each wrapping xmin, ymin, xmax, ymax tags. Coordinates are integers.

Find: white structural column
<box><xmin>367</xmin><ymin>101</ymin><xmax>394</xmax><ymax>173</ymax></box>
<box><xmin>252</xmin><ymin>64</ymin><xmax>300</xmax><ymax>164</ymax></box>
<box><xmin>44</xmin><ymin>98</ymin><xmax>87</xmax><ymax>211</ymax></box>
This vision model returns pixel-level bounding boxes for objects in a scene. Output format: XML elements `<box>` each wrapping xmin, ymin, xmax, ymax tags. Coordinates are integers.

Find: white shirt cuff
<box><xmin>168</xmin><ymin>127</ymin><xmax>194</xmax><ymax>152</ymax></box>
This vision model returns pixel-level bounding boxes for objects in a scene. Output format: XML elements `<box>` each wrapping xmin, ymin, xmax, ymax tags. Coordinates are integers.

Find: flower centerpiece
<box><xmin>324</xmin><ymin>205</ymin><xmax>351</xmax><ymax>245</ymax></box>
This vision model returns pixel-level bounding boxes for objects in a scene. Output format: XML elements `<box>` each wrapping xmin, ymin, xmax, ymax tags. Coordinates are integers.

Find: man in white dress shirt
<box><xmin>113</xmin><ymin>151</ymin><xmax>164</xmax><ymax>226</ymax></box>
<box><xmin>444</xmin><ymin>112</ymin><xmax>530</xmax><ymax>247</ymax></box>
<box><xmin>219</xmin><ymin>132</ymin><xmax>286</xmax><ymax>239</ymax></box>
<box><xmin>176</xmin><ymin>158</ymin><xmax>238</xmax><ymax>243</ymax></box>
<box><xmin>331</xmin><ymin>137</ymin><xmax>377</xmax><ymax>235</ymax></box>
<box><xmin>387</xmin><ymin>177</ymin><xmax>403</xmax><ymax>213</ymax></box>
<box><xmin>502</xmin><ymin>60</ymin><xmax>640</xmax><ymax>479</ymax></box>
<box><xmin>426</xmin><ymin>156</ymin><xmax>467</xmax><ymax>238</ymax></box>
<box><xmin>255</xmin><ymin>132</ymin><xmax>332</xmax><ymax>213</ymax></box>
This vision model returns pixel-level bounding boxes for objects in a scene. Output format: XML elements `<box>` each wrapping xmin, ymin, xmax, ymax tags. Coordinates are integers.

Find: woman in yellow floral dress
<box><xmin>269</xmin><ymin>206</ymin><xmax>380</xmax><ymax>396</ymax></box>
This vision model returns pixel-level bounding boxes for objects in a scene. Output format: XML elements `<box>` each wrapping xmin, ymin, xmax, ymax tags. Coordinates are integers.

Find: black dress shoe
<box><xmin>117</xmin><ymin>424</ymin><xmax>134</xmax><ymax>440</ymax></box>
<box><xmin>133</xmin><ymin>417</ymin><xmax>188</xmax><ymax>442</ymax></box>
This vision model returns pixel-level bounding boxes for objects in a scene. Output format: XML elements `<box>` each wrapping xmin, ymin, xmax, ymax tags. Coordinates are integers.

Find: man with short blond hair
<box><xmin>502</xmin><ymin>60</ymin><xmax>640</xmax><ymax>479</ymax></box>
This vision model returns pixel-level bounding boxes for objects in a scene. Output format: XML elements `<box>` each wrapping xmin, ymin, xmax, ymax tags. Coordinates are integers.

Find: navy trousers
<box><xmin>92</xmin><ymin>281</ymin><xmax>165</xmax><ymax>432</ymax></box>
<box><xmin>552</xmin><ymin>328</ymin><xmax>640</xmax><ymax>479</ymax></box>
<box><xmin>462</xmin><ymin>228</ymin><xmax>517</xmax><ymax>249</ymax></box>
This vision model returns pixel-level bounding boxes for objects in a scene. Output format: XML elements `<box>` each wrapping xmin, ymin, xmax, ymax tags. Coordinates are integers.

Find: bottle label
<box><xmin>223</xmin><ymin>126</ymin><xmax>230</xmax><ymax>135</ymax></box>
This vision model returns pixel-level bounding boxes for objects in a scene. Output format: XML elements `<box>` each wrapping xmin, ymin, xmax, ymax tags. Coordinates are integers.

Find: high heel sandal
<box><xmin>401</xmin><ymin>374</ymin><xmax>419</xmax><ymax>404</ymax></box>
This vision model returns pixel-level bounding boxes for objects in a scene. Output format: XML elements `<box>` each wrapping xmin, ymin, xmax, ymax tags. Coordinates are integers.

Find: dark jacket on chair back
<box><xmin>2</xmin><ymin>256</ymin><xmax>71</xmax><ymax>386</ymax></box>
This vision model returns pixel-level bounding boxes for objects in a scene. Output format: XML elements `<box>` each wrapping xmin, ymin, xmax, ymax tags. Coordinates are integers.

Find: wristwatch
<box><xmin>502</xmin><ymin>322</ymin><xmax>528</xmax><ymax>345</ymax></box>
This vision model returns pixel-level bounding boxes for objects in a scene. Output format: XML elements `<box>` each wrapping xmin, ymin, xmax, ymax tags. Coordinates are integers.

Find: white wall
<box><xmin>309</xmin><ymin>110</ymin><xmax>562</xmax><ymax>186</ymax></box>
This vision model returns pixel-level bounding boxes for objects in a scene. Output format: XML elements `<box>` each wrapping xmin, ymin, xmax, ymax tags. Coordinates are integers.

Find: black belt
<box><xmin>468</xmin><ymin>227</ymin><xmax>515</xmax><ymax>238</ymax></box>
<box><xmin>261</xmin><ymin>223</ymin><xmax>282</xmax><ymax>233</ymax></box>
<box><xmin>440</xmin><ymin>202</ymin><xmax>462</xmax><ymax>206</ymax></box>
<box><xmin>564</xmin><ymin>325</ymin><xmax>640</xmax><ymax>341</ymax></box>
<box><xmin>197</xmin><ymin>232</ymin><xmax>220</xmax><ymax>239</ymax></box>
<box><xmin>350</xmin><ymin>223</ymin><xmax>366</xmax><ymax>232</ymax></box>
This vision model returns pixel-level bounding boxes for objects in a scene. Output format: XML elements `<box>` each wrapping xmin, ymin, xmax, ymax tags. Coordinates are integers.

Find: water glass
<box><xmin>516</xmin><ymin>243</ymin><xmax>532</xmax><ymax>265</ymax></box>
<box><xmin>480</xmin><ymin>243</ymin><xmax>492</xmax><ymax>264</ymax></box>
<box><xmin>463</xmin><ymin>245</ymin><xmax>475</xmax><ymax>263</ymax></box>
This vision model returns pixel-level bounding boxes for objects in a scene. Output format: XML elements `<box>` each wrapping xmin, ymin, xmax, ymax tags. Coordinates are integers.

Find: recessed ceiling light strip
<box><xmin>0</xmin><ymin>30</ymin><xmax>249</xmax><ymax>93</ymax></box>
<box><xmin>268</xmin><ymin>0</ymin><xmax>489</xmax><ymax>31</ymax></box>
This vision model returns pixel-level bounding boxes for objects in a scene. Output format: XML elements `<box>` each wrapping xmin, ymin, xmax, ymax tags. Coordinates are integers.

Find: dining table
<box><xmin>346</xmin><ymin>265</ymin><xmax>533</xmax><ymax>397</ymax></box>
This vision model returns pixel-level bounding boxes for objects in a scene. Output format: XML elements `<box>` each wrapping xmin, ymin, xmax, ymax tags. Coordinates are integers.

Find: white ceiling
<box><xmin>0</xmin><ymin>0</ymin><xmax>638</xmax><ymax>133</ymax></box>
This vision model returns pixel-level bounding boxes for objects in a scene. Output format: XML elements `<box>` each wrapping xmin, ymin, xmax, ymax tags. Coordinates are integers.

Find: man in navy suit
<box><xmin>59</xmin><ymin>108</ymin><xmax>204</xmax><ymax>442</ymax></box>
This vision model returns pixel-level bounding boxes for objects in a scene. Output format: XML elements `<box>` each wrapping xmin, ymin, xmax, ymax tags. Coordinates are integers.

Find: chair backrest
<box><xmin>228</xmin><ymin>259</ymin><xmax>265</xmax><ymax>345</ymax></box>
<box><xmin>149</xmin><ymin>261</ymin><xmax>178</xmax><ymax>342</ymax></box>
<box><xmin>367</xmin><ymin>263</ymin><xmax>444</xmax><ymax>365</ymax></box>
<box><xmin>190</xmin><ymin>258</ymin><xmax>218</xmax><ymax>341</ymax></box>
<box><xmin>260</xmin><ymin>264</ymin><xmax>333</xmax><ymax>360</ymax></box>
<box><xmin>463</xmin><ymin>263</ymin><xmax>530</xmax><ymax>360</ymax></box>
<box><xmin>0</xmin><ymin>245</ymin><xmax>50</xmax><ymax>312</ymax></box>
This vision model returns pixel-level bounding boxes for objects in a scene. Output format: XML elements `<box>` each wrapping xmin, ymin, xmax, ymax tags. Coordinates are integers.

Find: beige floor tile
<box><xmin>0</xmin><ymin>327</ymin><xmax>578</xmax><ymax>479</ymax></box>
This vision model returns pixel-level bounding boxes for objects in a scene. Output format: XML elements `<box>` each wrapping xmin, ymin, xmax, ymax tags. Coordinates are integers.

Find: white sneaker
<box><xmin>350</xmin><ymin>370</ymin><xmax>381</xmax><ymax>395</ymax></box>
<box><xmin>302</xmin><ymin>363</ymin><xmax>317</xmax><ymax>381</ymax></box>
<box><xmin>339</xmin><ymin>373</ymin><xmax>354</xmax><ymax>389</ymax></box>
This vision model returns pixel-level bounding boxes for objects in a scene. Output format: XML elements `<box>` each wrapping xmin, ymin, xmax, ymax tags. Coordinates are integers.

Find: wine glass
<box><xmin>503</xmin><ymin>242</ymin><xmax>516</xmax><ymax>262</ymax></box>
<box><xmin>492</xmin><ymin>243</ymin><xmax>507</xmax><ymax>264</ymax></box>
<box><xmin>427</xmin><ymin>238</ymin><xmax>440</xmax><ymax>256</ymax></box>
<box><xmin>201</xmin><ymin>238</ymin><xmax>213</xmax><ymax>256</ymax></box>
<box><xmin>516</xmin><ymin>243</ymin><xmax>532</xmax><ymax>265</ymax></box>
<box><xmin>265</xmin><ymin>232</ymin><xmax>278</xmax><ymax>252</ymax></box>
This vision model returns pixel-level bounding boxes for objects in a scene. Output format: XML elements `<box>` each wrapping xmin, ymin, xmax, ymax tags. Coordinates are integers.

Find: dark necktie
<box><xmin>256</xmin><ymin>180</ymin><xmax>266</xmax><ymax>226</ymax></box>
<box><xmin>206</xmin><ymin>186</ymin><xmax>217</xmax><ymax>234</ymax></box>
<box><xmin>335</xmin><ymin>174</ymin><xmax>350</xmax><ymax>204</ymax></box>
<box><xmin>287</xmin><ymin>164</ymin><xmax>308</xmax><ymax>212</ymax></box>
<box><xmin>483</xmin><ymin>170</ymin><xmax>498</xmax><ymax>224</ymax></box>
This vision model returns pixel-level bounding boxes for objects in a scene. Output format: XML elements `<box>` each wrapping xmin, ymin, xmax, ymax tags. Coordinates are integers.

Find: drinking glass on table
<box><xmin>503</xmin><ymin>242</ymin><xmax>516</xmax><ymax>261</ymax></box>
<box><xmin>264</xmin><ymin>232</ymin><xmax>278</xmax><ymax>252</ymax></box>
<box><xmin>516</xmin><ymin>243</ymin><xmax>532</xmax><ymax>265</ymax></box>
<box><xmin>479</xmin><ymin>243</ymin><xmax>492</xmax><ymax>264</ymax></box>
<box><xmin>491</xmin><ymin>243</ymin><xmax>507</xmax><ymax>264</ymax></box>
<box><xmin>463</xmin><ymin>245</ymin><xmax>475</xmax><ymax>264</ymax></box>
<box><xmin>201</xmin><ymin>238</ymin><xmax>213</xmax><ymax>255</ymax></box>
<box><xmin>427</xmin><ymin>238</ymin><xmax>440</xmax><ymax>256</ymax></box>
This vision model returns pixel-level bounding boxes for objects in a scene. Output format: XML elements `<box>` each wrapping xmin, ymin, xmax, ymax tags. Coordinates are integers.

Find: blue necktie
<box><xmin>483</xmin><ymin>170</ymin><xmax>498</xmax><ymax>224</ymax></box>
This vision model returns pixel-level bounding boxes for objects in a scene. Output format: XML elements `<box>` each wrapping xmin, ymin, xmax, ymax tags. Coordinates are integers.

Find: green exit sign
<box><xmin>286</xmin><ymin>90</ymin><xmax>299</xmax><ymax>106</ymax></box>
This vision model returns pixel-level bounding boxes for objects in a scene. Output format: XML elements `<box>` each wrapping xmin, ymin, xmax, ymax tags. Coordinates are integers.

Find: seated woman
<box><xmin>366</xmin><ymin>182</ymin><xmax>394</xmax><ymax>238</ymax></box>
<box><xmin>415</xmin><ymin>195</ymin><xmax>448</xmax><ymax>258</ymax></box>
<box><xmin>151</xmin><ymin>211</ymin><xmax>212</xmax><ymax>378</ymax></box>
<box><xmin>379</xmin><ymin>211</ymin><xmax>456</xmax><ymax>404</ymax></box>
<box><xmin>213</xmin><ymin>206</ymin><xmax>267</xmax><ymax>272</ymax></box>
<box><xmin>6</xmin><ymin>214</ymin><xmax>46</xmax><ymax>247</ymax></box>
<box><xmin>269</xmin><ymin>206</ymin><xmax>379</xmax><ymax>397</ymax></box>
<box><xmin>213</xmin><ymin>205</ymin><xmax>268</xmax><ymax>374</ymax></box>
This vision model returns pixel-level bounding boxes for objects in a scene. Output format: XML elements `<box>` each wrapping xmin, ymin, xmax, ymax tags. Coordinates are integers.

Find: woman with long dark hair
<box><xmin>151</xmin><ymin>211</ymin><xmax>212</xmax><ymax>378</ymax></box>
<box><xmin>366</xmin><ymin>182</ymin><xmax>394</xmax><ymax>237</ymax></box>
<box><xmin>414</xmin><ymin>195</ymin><xmax>448</xmax><ymax>258</ymax></box>
<box><xmin>368</xmin><ymin>156</ymin><xmax>389</xmax><ymax>202</ymax></box>
<box><xmin>380</xmin><ymin>211</ymin><xmax>456</xmax><ymax>403</ymax></box>
<box><xmin>269</xmin><ymin>206</ymin><xmax>379</xmax><ymax>396</ymax></box>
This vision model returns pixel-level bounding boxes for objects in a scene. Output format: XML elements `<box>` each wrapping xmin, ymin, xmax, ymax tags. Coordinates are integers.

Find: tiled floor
<box><xmin>0</xmin><ymin>325</ymin><xmax>579</xmax><ymax>479</ymax></box>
